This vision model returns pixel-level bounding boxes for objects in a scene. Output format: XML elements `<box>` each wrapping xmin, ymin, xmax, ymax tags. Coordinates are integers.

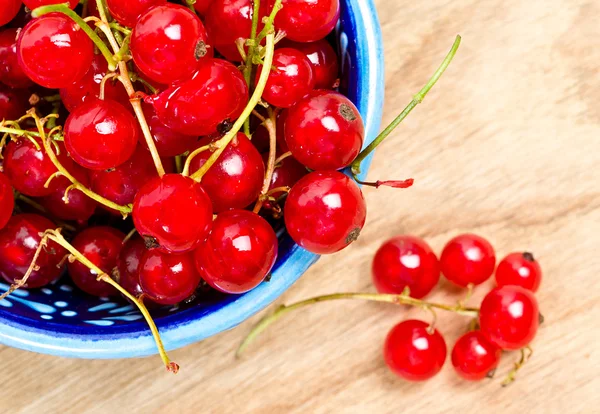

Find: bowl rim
<box><xmin>0</xmin><ymin>0</ymin><xmax>385</xmax><ymax>359</ymax></box>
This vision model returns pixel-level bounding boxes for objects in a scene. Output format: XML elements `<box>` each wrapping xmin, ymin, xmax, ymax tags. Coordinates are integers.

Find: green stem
<box><xmin>236</xmin><ymin>291</ymin><xmax>479</xmax><ymax>357</ymax></box>
<box><xmin>242</xmin><ymin>0</ymin><xmax>262</xmax><ymax>137</ymax></box>
<box><xmin>185</xmin><ymin>0</ymin><xmax>197</xmax><ymax>13</ymax></box>
<box><xmin>109</xmin><ymin>22</ymin><xmax>132</xmax><ymax>36</ymax></box>
<box><xmin>32</xmin><ymin>4</ymin><xmax>118</xmax><ymax>71</ymax></box>
<box><xmin>190</xmin><ymin>33</ymin><xmax>276</xmax><ymax>181</ymax></box>
<box><xmin>0</xmin><ymin>126</ymin><xmax>41</xmax><ymax>138</ymax></box>
<box><xmin>350</xmin><ymin>35</ymin><xmax>461</xmax><ymax>175</ymax></box>
<box><xmin>113</xmin><ymin>34</ymin><xmax>131</xmax><ymax>63</ymax></box>
<box><xmin>256</xmin><ymin>0</ymin><xmax>283</xmax><ymax>43</ymax></box>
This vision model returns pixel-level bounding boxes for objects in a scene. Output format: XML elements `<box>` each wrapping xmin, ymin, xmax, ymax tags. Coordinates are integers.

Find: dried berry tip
<box><xmin>339</xmin><ymin>104</ymin><xmax>356</xmax><ymax>121</ymax></box>
<box><xmin>522</xmin><ymin>252</ymin><xmax>535</xmax><ymax>262</ymax></box>
<box><xmin>166</xmin><ymin>362</ymin><xmax>180</xmax><ymax>374</ymax></box>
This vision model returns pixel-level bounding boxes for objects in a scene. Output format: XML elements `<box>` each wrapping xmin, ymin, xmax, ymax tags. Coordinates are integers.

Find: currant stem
<box><xmin>253</xmin><ymin>109</ymin><xmax>277</xmax><ymax>213</ymax></box>
<box><xmin>190</xmin><ymin>33</ymin><xmax>276</xmax><ymax>181</ymax></box>
<box><xmin>31</xmin><ymin>4</ymin><xmax>118</xmax><ymax>71</ymax></box>
<box><xmin>181</xmin><ymin>144</ymin><xmax>211</xmax><ymax>176</ymax></box>
<box><xmin>236</xmin><ymin>291</ymin><xmax>479</xmax><ymax>357</ymax></box>
<box><xmin>0</xmin><ymin>235</ymin><xmax>48</xmax><ymax>301</ymax></box>
<box><xmin>242</xmin><ymin>0</ymin><xmax>262</xmax><ymax>137</ymax></box>
<box><xmin>350</xmin><ymin>35</ymin><xmax>461</xmax><ymax>175</ymax></box>
<box><xmin>502</xmin><ymin>346</ymin><xmax>533</xmax><ymax>386</ymax></box>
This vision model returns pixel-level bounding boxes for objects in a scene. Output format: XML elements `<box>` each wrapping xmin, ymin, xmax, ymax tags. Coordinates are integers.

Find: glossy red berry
<box><xmin>193</xmin><ymin>0</ymin><xmax>212</xmax><ymax>15</ymax></box>
<box><xmin>140</xmin><ymin>104</ymin><xmax>198</xmax><ymax>157</ymax></box>
<box><xmin>106</xmin><ymin>0</ymin><xmax>165</xmax><ymax>28</ymax></box>
<box><xmin>189</xmin><ymin>134</ymin><xmax>265</xmax><ymax>212</ymax></box>
<box><xmin>384</xmin><ymin>319</ymin><xmax>447</xmax><ymax>381</ymax></box>
<box><xmin>284</xmin><ymin>171</ymin><xmax>366</xmax><ymax>254</ymax></box>
<box><xmin>133</xmin><ymin>174</ymin><xmax>213</xmax><ymax>254</ymax></box>
<box><xmin>59</xmin><ymin>54</ymin><xmax>131</xmax><ymax>113</ymax></box>
<box><xmin>0</xmin><ymin>29</ymin><xmax>33</xmax><ymax>88</ymax></box>
<box><xmin>17</xmin><ymin>13</ymin><xmax>93</xmax><ymax>88</ymax></box>
<box><xmin>0</xmin><ymin>84</ymin><xmax>28</xmax><ymax>121</ymax></box>
<box><xmin>285</xmin><ymin>91</ymin><xmax>364</xmax><ymax>171</ymax></box>
<box><xmin>115</xmin><ymin>237</ymin><xmax>147</xmax><ymax>298</ymax></box>
<box><xmin>150</xmin><ymin>58</ymin><xmax>248</xmax><ymax>136</ymax></box>
<box><xmin>257</xmin><ymin>48</ymin><xmax>315</xmax><ymax>108</ymax></box>
<box><xmin>0</xmin><ymin>172</ymin><xmax>14</xmax><ymax>230</ymax></box>
<box><xmin>280</xmin><ymin>39</ymin><xmax>339</xmax><ymax>89</ymax></box>
<box><xmin>194</xmin><ymin>210</ymin><xmax>278</xmax><ymax>294</ymax></box>
<box><xmin>265</xmin><ymin>153</ymin><xmax>307</xmax><ymax>198</ymax></box>
<box><xmin>139</xmin><ymin>249</ymin><xmax>201</xmax><ymax>305</ymax></box>
<box><xmin>451</xmin><ymin>330</ymin><xmax>502</xmax><ymax>381</ymax></box>
<box><xmin>495</xmin><ymin>252</ymin><xmax>542</xmax><ymax>292</ymax></box>
<box><xmin>0</xmin><ymin>1</ymin><xmax>21</xmax><ymax>27</ymax></box>
<box><xmin>372</xmin><ymin>235</ymin><xmax>440</xmax><ymax>299</ymax></box>
<box><xmin>440</xmin><ymin>234</ymin><xmax>496</xmax><ymax>287</ymax></box>
<box><xmin>0</xmin><ymin>214</ymin><xmax>66</xmax><ymax>288</ymax></box>
<box><xmin>205</xmin><ymin>0</ymin><xmax>267</xmax><ymax>61</ymax></box>
<box><xmin>479</xmin><ymin>286</ymin><xmax>540</xmax><ymax>350</ymax></box>
<box><xmin>68</xmin><ymin>227</ymin><xmax>125</xmax><ymax>297</ymax></box>
<box><xmin>131</xmin><ymin>4</ymin><xmax>211</xmax><ymax>85</ymax></box>
<box><xmin>22</xmin><ymin>0</ymin><xmax>79</xmax><ymax>10</ymax></box>
<box><xmin>272</xmin><ymin>0</ymin><xmax>340</xmax><ymax>43</ymax></box>
<box><xmin>64</xmin><ymin>99</ymin><xmax>139</xmax><ymax>170</ymax></box>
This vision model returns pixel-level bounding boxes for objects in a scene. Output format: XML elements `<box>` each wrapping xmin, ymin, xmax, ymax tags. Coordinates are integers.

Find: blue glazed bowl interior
<box><xmin>0</xmin><ymin>0</ymin><xmax>385</xmax><ymax>358</ymax></box>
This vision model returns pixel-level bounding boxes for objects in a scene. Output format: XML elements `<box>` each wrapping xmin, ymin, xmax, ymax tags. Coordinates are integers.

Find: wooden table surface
<box><xmin>2</xmin><ymin>0</ymin><xmax>599</xmax><ymax>412</ymax></box>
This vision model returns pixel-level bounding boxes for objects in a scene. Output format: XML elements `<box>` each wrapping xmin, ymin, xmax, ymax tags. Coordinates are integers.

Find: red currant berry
<box><xmin>285</xmin><ymin>91</ymin><xmax>364</xmax><ymax>171</ymax></box>
<box><xmin>0</xmin><ymin>214</ymin><xmax>67</xmax><ymax>288</ymax></box>
<box><xmin>194</xmin><ymin>210</ymin><xmax>278</xmax><ymax>294</ymax></box>
<box><xmin>0</xmin><ymin>172</ymin><xmax>14</xmax><ymax>230</ymax></box>
<box><xmin>440</xmin><ymin>234</ymin><xmax>496</xmax><ymax>287</ymax></box>
<box><xmin>0</xmin><ymin>1</ymin><xmax>20</xmax><ymax>26</ymax></box>
<box><xmin>372</xmin><ymin>235</ymin><xmax>440</xmax><ymax>299</ymax></box>
<box><xmin>495</xmin><ymin>252</ymin><xmax>542</xmax><ymax>292</ymax></box>
<box><xmin>284</xmin><ymin>171</ymin><xmax>366</xmax><ymax>254</ymax></box>
<box><xmin>279</xmin><ymin>39</ymin><xmax>339</xmax><ymax>89</ymax></box>
<box><xmin>451</xmin><ymin>330</ymin><xmax>502</xmax><ymax>381</ymax></box>
<box><xmin>22</xmin><ymin>0</ymin><xmax>79</xmax><ymax>10</ymax></box>
<box><xmin>131</xmin><ymin>4</ymin><xmax>212</xmax><ymax>85</ymax></box>
<box><xmin>384</xmin><ymin>319</ymin><xmax>447</xmax><ymax>381</ymax></box>
<box><xmin>133</xmin><ymin>174</ymin><xmax>213</xmax><ymax>254</ymax></box>
<box><xmin>264</xmin><ymin>153</ymin><xmax>307</xmax><ymax>198</ymax></box>
<box><xmin>68</xmin><ymin>227</ymin><xmax>125</xmax><ymax>297</ymax></box>
<box><xmin>59</xmin><ymin>54</ymin><xmax>131</xmax><ymax>113</ymax></box>
<box><xmin>17</xmin><ymin>13</ymin><xmax>93</xmax><ymax>88</ymax></box>
<box><xmin>149</xmin><ymin>58</ymin><xmax>248</xmax><ymax>136</ymax></box>
<box><xmin>115</xmin><ymin>237</ymin><xmax>147</xmax><ymax>298</ymax></box>
<box><xmin>272</xmin><ymin>0</ymin><xmax>340</xmax><ymax>43</ymax></box>
<box><xmin>106</xmin><ymin>0</ymin><xmax>165</xmax><ymax>28</ymax></box>
<box><xmin>479</xmin><ymin>286</ymin><xmax>540</xmax><ymax>350</ymax></box>
<box><xmin>0</xmin><ymin>83</ymin><xmax>28</xmax><ymax>121</ymax></box>
<box><xmin>193</xmin><ymin>0</ymin><xmax>212</xmax><ymax>16</ymax></box>
<box><xmin>189</xmin><ymin>133</ymin><xmax>265</xmax><ymax>212</ymax></box>
<box><xmin>139</xmin><ymin>249</ymin><xmax>201</xmax><ymax>305</ymax></box>
<box><xmin>140</xmin><ymin>104</ymin><xmax>198</xmax><ymax>157</ymax></box>
<box><xmin>257</xmin><ymin>48</ymin><xmax>315</xmax><ymax>108</ymax></box>
<box><xmin>64</xmin><ymin>99</ymin><xmax>139</xmax><ymax>170</ymax></box>
<box><xmin>3</xmin><ymin>136</ymin><xmax>63</xmax><ymax>197</ymax></box>
<box><xmin>205</xmin><ymin>0</ymin><xmax>267</xmax><ymax>61</ymax></box>
<box><xmin>0</xmin><ymin>28</ymin><xmax>33</xmax><ymax>88</ymax></box>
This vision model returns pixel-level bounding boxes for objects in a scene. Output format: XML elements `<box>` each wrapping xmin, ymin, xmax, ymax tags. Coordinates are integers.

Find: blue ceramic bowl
<box><xmin>0</xmin><ymin>0</ymin><xmax>384</xmax><ymax>358</ymax></box>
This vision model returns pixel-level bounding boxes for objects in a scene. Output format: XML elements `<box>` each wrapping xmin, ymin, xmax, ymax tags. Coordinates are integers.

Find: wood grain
<box><xmin>1</xmin><ymin>0</ymin><xmax>599</xmax><ymax>412</ymax></box>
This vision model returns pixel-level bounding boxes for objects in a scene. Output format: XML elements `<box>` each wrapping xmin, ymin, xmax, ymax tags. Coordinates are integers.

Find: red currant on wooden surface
<box><xmin>271</xmin><ymin>0</ymin><xmax>340</xmax><ymax>43</ymax></box>
<box><xmin>131</xmin><ymin>4</ymin><xmax>211</xmax><ymax>85</ymax></box>
<box><xmin>0</xmin><ymin>1</ymin><xmax>21</xmax><ymax>27</ymax></box>
<box><xmin>284</xmin><ymin>171</ymin><xmax>367</xmax><ymax>254</ymax></box>
<box><xmin>189</xmin><ymin>134</ymin><xmax>265</xmax><ymax>212</ymax></box>
<box><xmin>133</xmin><ymin>174</ymin><xmax>213</xmax><ymax>254</ymax></box>
<box><xmin>0</xmin><ymin>28</ymin><xmax>33</xmax><ymax>88</ymax></box>
<box><xmin>140</xmin><ymin>104</ymin><xmax>199</xmax><ymax>157</ymax></box>
<box><xmin>116</xmin><ymin>237</ymin><xmax>147</xmax><ymax>298</ymax></box>
<box><xmin>257</xmin><ymin>48</ymin><xmax>315</xmax><ymax>108</ymax></box>
<box><xmin>0</xmin><ymin>172</ymin><xmax>14</xmax><ymax>230</ymax></box>
<box><xmin>22</xmin><ymin>0</ymin><xmax>79</xmax><ymax>10</ymax></box>
<box><xmin>149</xmin><ymin>58</ymin><xmax>249</xmax><ymax>136</ymax></box>
<box><xmin>495</xmin><ymin>252</ymin><xmax>542</xmax><ymax>292</ymax></box>
<box><xmin>279</xmin><ymin>39</ymin><xmax>339</xmax><ymax>89</ymax></box>
<box><xmin>0</xmin><ymin>214</ymin><xmax>67</xmax><ymax>288</ymax></box>
<box><xmin>285</xmin><ymin>90</ymin><xmax>364</xmax><ymax>171</ymax></box>
<box><xmin>64</xmin><ymin>99</ymin><xmax>139</xmax><ymax>170</ymax></box>
<box><xmin>384</xmin><ymin>319</ymin><xmax>447</xmax><ymax>381</ymax></box>
<box><xmin>17</xmin><ymin>13</ymin><xmax>93</xmax><ymax>88</ymax></box>
<box><xmin>67</xmin><ymin>227</ymin><xmax>125</xmax><ymax>297</ymax></box>
<box><xmin>139</xmin><ymin>249</ymin><xmax>201</xmax><ymax>305</ymax></box>
<box><xmin>194</xmin><ymin>209</ymin><xmax>278</xmax><ymax>294</ymax></box>
<box><xmin>440</xmin><ymin>233</ymin><xmax>496</xmax><ymax>287</ymax></box>
<box><xmin>59</xmin><ymin>54</ymin><xmax>131</xmax><ymax>113</ymax></box>
<box><xmin>106</xmin><ymin>0</ymin><xmax>165</xmax><ymax>28</ymax></box>
<box><xmin>0</xmin><ymin>84</ymin><xmax>28</xmax><ymax>121</ymax></box>
<box><xmin>479</xmin><ymin>286</ymin><xmax>539</xmax><ymax>350</ymax></box>
<box><xmin>451</xmin><ymin>330</ymin><xmax>502</xmax><ymax>381</ymax></box>
<box><xmin>372</xmin><ymin>235</ymin><xmax>440</xmax><ymax>299</ymax></box>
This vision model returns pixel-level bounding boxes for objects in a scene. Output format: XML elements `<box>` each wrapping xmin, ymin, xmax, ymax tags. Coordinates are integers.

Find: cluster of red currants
<box><xmin>0</xmin><ymin>0</ymin><xmax>372</xmax><ymax>313</ymax></box>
